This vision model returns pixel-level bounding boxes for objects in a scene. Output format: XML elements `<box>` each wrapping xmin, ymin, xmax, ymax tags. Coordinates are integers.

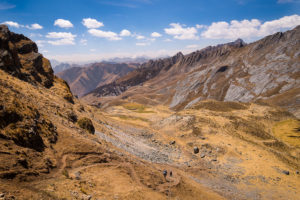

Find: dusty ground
<box><xmin>90</xmin><ymin>101</ymin><xmax>300</xmax><ymax>200</ymax></box>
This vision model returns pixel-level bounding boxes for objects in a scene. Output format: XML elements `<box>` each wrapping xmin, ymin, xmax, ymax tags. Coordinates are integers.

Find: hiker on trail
<box><xmin>170</xmin><ymin>171</ymin><xmax>173</xmax><ymax>177</ymax></box>
<box><xmin>163</xmin><ymin>170</ymin><xmax>167</xmax><ymax>178</ymax></box>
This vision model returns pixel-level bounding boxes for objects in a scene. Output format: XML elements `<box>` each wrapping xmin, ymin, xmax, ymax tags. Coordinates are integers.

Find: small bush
<box><xmin>62</xmin><ymin>169</ymin><xmax>69</xmax><ymax>178</ymax></box>
<box><xmin>77</xmin><ymin>117</ymin><xmax>95</xmax><ymax>134</ymax></box>
<box><xmin>67</xmin><ymin>111</ymin><xmax>77</xmax><ymax>123</ymax></box>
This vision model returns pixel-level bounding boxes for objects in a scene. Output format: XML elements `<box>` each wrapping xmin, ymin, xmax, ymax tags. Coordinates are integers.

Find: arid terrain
<box><xmin>0</xmin><ymin>24</ymin><xmax>300</xmax><ymax>200</ymax></box>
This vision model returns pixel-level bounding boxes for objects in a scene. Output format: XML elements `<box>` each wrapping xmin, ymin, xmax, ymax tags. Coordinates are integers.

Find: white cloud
<box><xmin>80</xmin><ymin>39</ymin><xmax>87</xmax><ymax>45</ymax></box>
<box><xmin>164</xmin><ymin>38</ymin><xmax>172</xmax><ymax>42</ymax></box>
<box><xmin>201</xmin><ymin>15</ymin><xmax>300</xmax><ymax>39</ymax></box>
<box><xmin>164</xmin><ymin>23</ymin><xmax>198</xmax><ymax>40</ymax></box>
<box><xmin>259</xmin><ymin>15</ymin><xmax>300</xmax><ymax>36</ymax></box>
<box><xmin>46</xmin><ymin>32</ymin><xmax>76</xmax><ymax>45</ymax></box>
<box><xmin>46</xmin><ymin>32</ymin><xmax>76</xmax><ymax>39</ymax></box>
<box><xmin>88</xmin><ymin>29</ymin><xmax>122</xmax><ymax>40</ymax></box>
<box><xmin>54</xmin><ymin>19</ymin><xmax>73</xmax><ymax>28</ymax></box>
<box><xmin>48</xmin><ymin>39</ymin><xmax>75</xmax><ymax>46</ymax></box>
<box><xmin>196</xmin><ymin>24</ymin><xmax>205</xmax><ymax>29</ymax></box>
<box><xmin>3</xmin><ymin>21</ymin><xmax>21</xmax><ymax>28</ymax></box>
<box><xmin>136</xmin><ymin>42</ymin><xmax>149</xmax><ymax>46</ymax></box>
<box><xmin>120</xmin><ymin>29</ymin><xmax>131</xmax><ymax>36</ymax></box>
<box><xmin>82</xmin><ymin>18</ymin><xmax>103</xmax><ymax>28</ymax></box>
<box><xmin>151</xmin><ymin>32</ymin><xmax>162</xmax><ymax>37</ymax></box>
<box><xmin>90</xmin><ymin>49</ymin><xmax>96</xmax><ymax>52</ymax></box>
<box><xmin>136</xmin><ymin>35</ymin><xmax>145</xmax><ymax>40</ymax></box>
<box><xmin>186</xmin><ymin>44</ymin><xmax>199</xmax><ymax>49</ymax></box>
<box><xmin>26</xmin><ymin>23</ymin><xmax>43</xmax><ymax>30</ymax></box>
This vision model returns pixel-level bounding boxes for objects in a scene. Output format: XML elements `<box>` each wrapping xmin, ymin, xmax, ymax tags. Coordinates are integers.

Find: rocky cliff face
<box><xmin>84</xmin><ymin>26</ymin><xmax>300</xmax><ymax>117</ymax></box>
<box><xmin>0</xmin><ymin>26</ymin><xmax>77</xmax><ymax>180</ymax></box>
<box><xmin>57</xmin><ymin>62</ymin><xmax>137</xmax><ymax>97</ymax></box>
<box><xmin>0</xmin><ymin>25</ymin><xmax>54</xmax><ymax>88</ymax></box>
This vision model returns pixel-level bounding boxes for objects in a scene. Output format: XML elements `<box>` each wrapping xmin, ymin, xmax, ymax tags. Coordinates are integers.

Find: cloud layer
<box><xmin>202</xmin><ymin>15</ymin><xmax>300</xmax><ymax>39</ymax></box>
<box><xmin>164</xmin><ymin>23</ymin><xmax>198</xmax><ymax>40</ymax></box>
<box><xmin>46</xmin><ymin>32</ymin><xmax>76</xmax><ymax>45</ymax></box>
<box><xmin>88</xmin><ymin>29</ymin><xmax>122</xmax><ymax>40</ymax></box>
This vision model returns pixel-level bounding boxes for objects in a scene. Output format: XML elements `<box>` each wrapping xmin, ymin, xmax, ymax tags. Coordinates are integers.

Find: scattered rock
<box><xmin>75</xmin><ymin>171</ymin><xmax>81</xmax><ymax>180</ymax></box>
<box><xmin>296</xmin><ymin>171</ymin><xmax>299</xmax><ymax>174</ymax></box>
<box><xmin>212</xmin><ymin>159</ymin><xmax>217</xmax><ymax>162</ymax></box>
<box><xmin>0</xmin><ymin>193</ymin><xmax>5</xmax><ymax>198</ymax></box>
<box><xmin>200</xmin><ymin>153</ymin><xmax>205</xmax><ymax>158</ymax></box>
<box><xmin>170</xmin><ymin>141</ymin><xmax>176</xmax><ymax>145</ymax></box>
<box><xmin>282</xmin><ymin>170</ymin><xmax>290</xmax><ymax>175</ymax></box>
<box><xmin>82</xmin><ymin>194</ymin><xmax>92</xmax><ymax>200</ymax></box>
<box><xmin>77</xmin><ymin>117</ymin><xmax>95</xmax><ymax>134</ymax></box>
<box><xmin>193</xmin><ymin>147</ymin><xmax>199</xmax><ymax>154</ymax></box>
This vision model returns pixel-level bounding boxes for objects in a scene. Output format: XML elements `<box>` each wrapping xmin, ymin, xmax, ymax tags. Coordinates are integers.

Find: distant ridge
<box><xmin>83</xmin><ymin>26</ymin><xmax>300</xmax><ymax>117</ymax></box>
<box><xmin>57</xmin><ymin>62</ymin><xmax>138</xmax><ymax>97</ymax></box>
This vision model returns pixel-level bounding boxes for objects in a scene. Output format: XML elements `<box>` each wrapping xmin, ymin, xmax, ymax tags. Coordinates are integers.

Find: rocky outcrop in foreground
<box><xmin>0</xmin><ymin>25</ymin><xmax>54</xmax><ymax>88</ymax></box>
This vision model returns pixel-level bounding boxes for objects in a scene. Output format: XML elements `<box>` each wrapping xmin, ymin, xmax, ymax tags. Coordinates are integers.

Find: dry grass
<box><xmin>273</xmin><ymin>119</ymin><xmax>300</xmax><ymax>148</ymax></box>
<box><xmin>122</xmin><ymin>102</ymin><xmax>155</xmax><ymax>113</ymax></box>
<box><xmin>192</xmin><ymin>100</ymin><xmax>249</xmax><ymax>112</ymax></box>
<box><xmin>115</xmin><ymin>114</ymin><xmax>149</xmax><ymax>122</ymax></box>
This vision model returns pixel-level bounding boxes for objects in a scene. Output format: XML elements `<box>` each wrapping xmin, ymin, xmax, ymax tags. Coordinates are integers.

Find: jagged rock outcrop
<box><xmin>0</xmin><ymin>25</ymin><xmax>54</xmax><ymax>88</ymax></box>
<box><xmin>84</xmin><ymin>26</ymin><xmax>300</xmax><ymax>117</ymax></box>
<box><xmin>86</xmin><ymin>52</ymin><xmax>185</xmax><ymax>97</ymax></box>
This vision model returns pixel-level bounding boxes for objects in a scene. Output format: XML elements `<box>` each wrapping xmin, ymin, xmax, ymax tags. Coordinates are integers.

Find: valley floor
<box><xmin>1</xmin><ymin>95</ymin><xmax>300</xmax><ymax>199</ymax></box>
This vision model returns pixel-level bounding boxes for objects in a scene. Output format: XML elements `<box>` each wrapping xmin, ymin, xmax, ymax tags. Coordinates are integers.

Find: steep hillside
<box><xmin>57</xmin><ymin>62</ymin><xmax>137</xmax><ymax>97</ymax></box>
<box><xmin>83</xmin><ymin>26</ymin><xmax>300</xmax><ymax>117</ymax></box>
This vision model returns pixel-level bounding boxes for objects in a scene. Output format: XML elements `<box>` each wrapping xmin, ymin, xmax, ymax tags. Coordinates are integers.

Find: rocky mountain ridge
<box><xmin>83</xmin><ymin>26</ymin><xmax>300</xmax><ymax>117</ymax></box>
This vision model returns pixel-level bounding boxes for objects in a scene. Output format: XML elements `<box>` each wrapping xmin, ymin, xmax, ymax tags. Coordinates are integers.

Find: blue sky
<box><xmin>1</xmin><ymin>0</ymin><xmax>300</xmax><ymax>63</ymax></box>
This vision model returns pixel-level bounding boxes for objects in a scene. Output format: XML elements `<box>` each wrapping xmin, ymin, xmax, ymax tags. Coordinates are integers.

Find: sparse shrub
<box><xmin>80</xmin><ymin>186</ymin><xmax>88</xmax><ymax>195</ymax></box>
<box><xmin>77</xmin><ymin>117</ymin><xmax>95</xmax><ymax>134</ymax></box>
<box><xmin>64</xmin><ymin>94</ymin><xmax>74</xmax><ymax>104</ymax></box>
<box><xmin>67</xmin><ymin>111</ymin><xmax>77</xmax><ymax>123</ymax></box>
<box><xmin>192</xmin><ymin>126</ymin><xmax>202</xmax><ymax>136</ymax></box>
<box><xmin>62</xmin><ymin>169</ymin><xmax>69</xmax><ymax>178</ymax></box>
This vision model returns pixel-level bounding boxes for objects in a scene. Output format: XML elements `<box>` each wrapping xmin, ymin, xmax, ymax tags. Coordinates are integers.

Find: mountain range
<box><xmin>56</xmin><ymin>62</ymin><xmax>138</xmax><ymax>97</ymax></box>
<box><xmin>82</xmin><ymin>27</ymin><xmax>300</xmax><ymax>118</ymax></box>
